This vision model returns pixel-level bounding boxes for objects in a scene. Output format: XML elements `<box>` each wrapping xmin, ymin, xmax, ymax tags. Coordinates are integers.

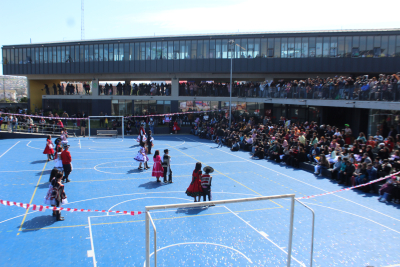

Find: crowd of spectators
<box><xmin>187</xmin><ymin>112</ymin><xmax>400</xmax><ymax>204</ymax></box>
<box><xmin>178</xmin><ymin>73</ymin><xmax>400</xmax><ymax>101</ymax></box>
<box><xmin>43</xmin><ymin>83</ymin><xmax>88</xmax><ymax>95</ymax></box>
<box><xmin>99</xmin><ymin>83</ymin><xmax>171</xmax><ymax>96</ymax></box>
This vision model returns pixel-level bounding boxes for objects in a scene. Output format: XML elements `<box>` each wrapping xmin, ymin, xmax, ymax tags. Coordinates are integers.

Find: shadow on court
<box><xmin>126</xmin><ymin>169</ymin><xmax>145</xmax><ymax>174</ymax></box>
<box><xmin>30</xmin><ymin>160</ymin><xmax>47</xmax><ymax>164</ymax></box>
<box><xmin>139</xmin><ymin>181</ymin><xmax>165</xmax><ymax>189</ymax></box>
<box><xmin>17</xmin><ymin>215</ymin><xmax>57</xmax><ymax>232</ymax></box>
<box><xmin>36</xmin><ymin>170</ymin><xmax>52</xmax><ymax>177</ymax></box>
<box><xmin>175</xmin><ymin>207</ymin><xmax>206</xmax><ymax>215</ymax></box>
<box><xmin>37</xmin><ymin>182</ymin><xmax>51</xmax><ymax>189</ymax></box>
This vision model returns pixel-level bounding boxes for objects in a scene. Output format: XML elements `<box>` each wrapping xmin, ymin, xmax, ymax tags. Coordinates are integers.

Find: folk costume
<box><xmin>43</xmin><ymin>139</ymin><xmax>55</xmax><ymax>155</ymax></box>
<box><xmin>173</xmin><ymin>121</ymin><xmax>181</xmax><ymax>132</ymax></box>
<box><xmin>186</xmin><ymin>169</ymin><xmax>203</xmax><ymax>197</ymax></box>
<box><xmin>162</xmin><ymin>149</ymin><xmax>172</xmax><ymax>183</ymax></box>
<box><xmin>54</xmin><ymin>151</ymin><xmax>63</xmax><ymax>171</ymax></box>
<box><xmin>134</xmin><ymin>147</ymin><xmax>149</xmax><ymax>163</ymax></box>
<box><xmin>152</xmin><ymin>155</ymin><xmax>164</xmax><ymax>181</ymax></box>
<box><xmin>137</xmin><ymin>123</ymin><xmax>147</xmax><ymax>143</ymax></box>
<box><xmin>201</xmin><ymin>166</ymin><xmax>214</xmax><ymax>201</ymax></box>
<box><xmin>147</xmin><ymin>133</ymin><xmax>154</xmax><ymax>154</ymax></box>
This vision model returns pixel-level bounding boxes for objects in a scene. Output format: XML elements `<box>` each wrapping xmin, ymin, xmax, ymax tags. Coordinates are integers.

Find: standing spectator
<box><xmin>61</xmin><ymin>144</ymin><xmax>72</xmax><ymax>183</ymax></box>
<box><xmin>52</xmin><ymin>83</ymin><xmax>57</xmax><ymax>95</ymax></box>
<box><xmin>80</xmin><ymin>113</ymin><xmax>87</xmax><ymax>137</ymax></box>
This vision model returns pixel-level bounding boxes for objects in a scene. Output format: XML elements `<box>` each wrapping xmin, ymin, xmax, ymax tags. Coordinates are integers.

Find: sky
<box><xmin>1</xmin><ymin>0</ymin><xmax>399</xmax><ymax>74</ymax></box>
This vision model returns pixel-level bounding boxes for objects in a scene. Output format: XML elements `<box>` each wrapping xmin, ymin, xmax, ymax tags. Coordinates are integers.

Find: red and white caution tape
<box><xmin>296</xmin><ymin>171</ymin><xmax>400</xmax><ymax>200</ymax></box>
<box><xmin>126</xmin><ymin>109</ymin><xmax>220</xmax><ymax>118</ymax></box>
<box><xmin>0</xmin><ymin>112</ymin><xmax>86</xmax><ymax>120</ymax></box>
<box><xmin>0</xmin><ymin>199</ymin><xmax>142</xmax><ymax>216</ymax></box>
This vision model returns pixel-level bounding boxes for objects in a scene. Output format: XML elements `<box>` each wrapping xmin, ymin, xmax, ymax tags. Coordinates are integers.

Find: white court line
<box><xmin>143</xmin><ymin>242</ymin><xmax>253</xmax><ymax>266</ymax></box>
<box><xmin>26</xmin><ymin>141</ymin><xmax>42</xmax><ymax>150</ymax></box>
<box><xmin>0</xmin><ymin>141</ymin><xmax>20</xmax><ymax>158</ymax></box>
<box><xmin>223</xmin><ymin>205</ymin><xmax>306</xmax><ymax>267</ymax></box>
<box><xmin>79</xmin><ymin>139</ymin><xmax>81</xmax><ymax>149</ymax></box>
<box><xmin>87</xmin><ymin>217</ymin><xmax>97</xmax><ymax>267</ymax></box>
<box><xmin>184</xmin><ymin>137</ymin><xmax>400</xmax><ymax>223</ymax></box>
<box><xmin>303</xmin><ymin>202</ymin><xmax>400</xmax><ymax>235</ymax></box>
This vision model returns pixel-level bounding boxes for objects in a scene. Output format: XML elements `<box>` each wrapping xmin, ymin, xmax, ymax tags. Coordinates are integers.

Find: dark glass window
<box><xmin>388</xmin><ymin>36</ymin><xmax>395</xmax><ymax>57</ymax></box>
<box><xmin>179</xmin><ymin>41</ymin><xmax>185</xmax><ymax>60</ymax></box>
<box><xmin>19</xmin><ymin>48</ymin><xmax>23</xmax><ymax>64</ymax></box>
<box><xmin>366</xmin><ymin>36</ymin><xmax>374</xmax><ymax>57</ymax></box>
<box><xmin>151</xmin><ymin>42</ymin><xmax>156</xmax><ymax>60</ymax></box>
<box><xmin>57</xmin><ymin>47</ymin><xmax>62</xmax><ymax>63</ymax></box>
<box><xmin>79</xmin><ymin>45</ymin><xmax>84</xmax><ymax>62</ymax></box>
<box><xmin>234</xmin><ymin>39</ymin><xmax>240</xmax><ymax>59</ymax></box>
<box><xmin>381</xmin><ymin>36</ymin><xmax>388</xmax><ymax>57</ymax></box>
<box><xmin>294</xmin><ymin>38</ymin><xmax>301</xmax><ymax>58</ymax></box>
<box><xmin>156</xmin><ymin>42</ymin><xmax>161</xmax><ymax>60</ymax></box>
<box><xmin>53</xmin><ymin>47</ymin><xmax>57</xmax><ymax>63</ymax></box>
<box><xmin>316</xmin><ymin>37</ymin><xmax>323</xmax><ymax>57</ymax></box>
<box><xmin>352</xmin><ymin>36</ymin><xmax>359</xmax><ymax>47</ymax></box>
<box><xmin>374</xmin><ymin>36</ymin><xmax>381</xmax><ymax>47</ymax></box>
<box><xmin>281</xmin><ymin>38</ymin><xmax>287</xmax><ymax>58</ymax></box>
<box><xmin>373</xmin><ymin>47</ymin><xmax>381</xmax><ymax>58</ymax></box>
<box><xmin>247</xmin><ymin>38</ymin><xmax>254</xmax><ymax>58</ymax></box>
<box><xmin>70</xmin><ymin>46</ymin><xmax>74</xmax><ymax>62</ymax></box>
<box><xmin>309</xmin><ymin>37</ymin><xmax>316</xmax><ymax>57</ymax></box>
<box><xmin>140</xmin><ymin>42</ymin><xmax>145</xmax><ymax>60</ymax></box>
<box><xmin>261</xmin><ymin>38</ymin><xmax>268</xmax><ymax>58</ymax></box>
<box><xmin>203</xmin><ymin>39</ymin><xmax>209</xmax><ymax>59</ymax></box>
<box><xmin>254</xmin><ymin>38</ymin><xmax>260</xmax><ymax>58</ymax></box>
<box><xmin>43</xmin><ymin>47</ymin><xmax>47</xmax><ymax>63</ymax></box>
<box><xmin>26</xmin><ymin>48</ymin><xmax>31</xmax><ymax>63</ymax></box>
<box><xmin>162</xmin><ymin>42</ymin><xmax>167</xmax><ymax>60</ymax></box>
<box><xmin>114</xmin><ymin>44</ymin><xmax>119</xmax><ymax>61</ymax></box>
<box><xmin>89</xmin><ymin>45</ymin><xmax>93</xmax><ymax>62</ymax></box>
<box><xmin>108</xmin><ymin>44</ymin><xmax>113</xmax><ymax>61</ymax></box>
<box><xmin>94</xmin><ymin>45</ymin><xmax>98</xmax><ymax>61</ymax></box>
<box><xmin>323</xmin><ymin>37</ymin><xmax>330</xmax><ymax>57</ymax></box>
<box><xmin>209</xmin><ymin>40</ymin><xmax>215</xmax><ymax>59</ymax></box>
<box><xmin>24</xmin><ymin>48</ymin><xmax>28</xmax><ymax>64</ymax></box>
<box><xmin>196</xmin><ymin>40</ymin><xmax>203</xmax><ymax>59</ymax></box>
<box><xmin>145</xmin><ymin>42</ymin><xmax>151</xmax><ymax>60</ymax></box>
<box><xmin>103</xmin><ymin>44</ymin><xmax>108</xmax><ymax>61</ymax></box>
<box><xmin>129</xmin><ymin>43</ymin><xmax>134</xmax><ymax>60</ymax></box>
<box><xmin>359</xmin><ymin>36</ymin><xmax>367</xmax><ymax>57</ymax></box>
<box><xmin>287</xmin><ymin>38</ymin><xmax>294</xmax><ymax>58</ymax></box>
<box><xmin>74</xmin><ymin>45</ymin><xmax>79</xmax><ymax>62</ymax></box>
<box><xmin>352</xmin><ymin>48</ymin><xmax>359</xmax><ymax>58</ymax></box>
<box><xmin>267</xmin><ymin>49</ymin><xmax>274</xmax><ymax>58</ymax></box>
<box><xmin>123</xmin><ymin>43</ymin><xmax>128</xmax><ymax>61</ymax></box>
<box><xmin>274</xmin><ymin>38</ymin><xmax>280</xmax><ymax>58</ymax></box>
<box><xmin>61</xmin><ymin>46</ymin><xmax>65</xmax><ymax>63</ymax></box>
<box><xmin>330</xmin><ymin>37</ymin><xmax>337</xmax><ymax>57</ymax></box>
<box><xmin>215</xmin><ymin>39</ymin><xmax>221</xmax><ymax>59</ymax></box>
<box><xmin>167</xmin><ymin>41</ymin><xmax>173</xmax><ymax>60</ymax></box>
<box><xmin>185</xmin><ymin>40</ymin><xmax>191</xmax><ymax>59</ymax></box>
<box><xmin>344</xmin><ymin>37</ymin><xmax>352</xmax><ymax>57</ymax></box>
<box><xmin>84</xmin><ymin>45</ymin><xmax>89</xmax><ymax>62</ymax></box>
<box><xmin>66</xmin><ymin>46</ymin><xmax>71</xmax><ymax>62</ymax></box>
<box><xmin>222</xmin><ymin>39</ymin><xmax>228</xmax><ymax>59</ymax></box>
<box><xmin>10</xmin><ymin>49</ymin><xmax>14</xmax><ymax>64</ymax></box>
<box><xmin>134</xmin><ymin>43</ymin><xmax>140</xmax><ymax>60</ymax></box>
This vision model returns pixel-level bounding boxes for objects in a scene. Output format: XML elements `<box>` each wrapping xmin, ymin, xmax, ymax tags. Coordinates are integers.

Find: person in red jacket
<box><xmin>61</xmin><ymin>144</ymin><xmax>72</xmax><ymax>183</ymax></box>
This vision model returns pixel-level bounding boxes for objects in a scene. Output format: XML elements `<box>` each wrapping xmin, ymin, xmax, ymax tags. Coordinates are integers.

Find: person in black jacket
<box><xmin>52</xmin><ymin>173</ymin><xmax>67</xmax><ymax>221</ymax></box>
<box><xmin>52</xmin><ymin>83</ymin><xmax>57</xmax><ymax>95</ymax></box>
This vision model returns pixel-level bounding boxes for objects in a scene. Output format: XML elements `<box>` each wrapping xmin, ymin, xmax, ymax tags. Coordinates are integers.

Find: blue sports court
<box><xmin>0</xmin><ymin>135</ymin><xmax>399</xmax><ymax>266</ymax></box>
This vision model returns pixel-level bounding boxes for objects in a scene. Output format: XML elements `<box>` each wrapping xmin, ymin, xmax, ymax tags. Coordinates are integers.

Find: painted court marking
<box><xmin>0</xmin><ymin>141</ymin><xmax>20</xmax><ymax>158</ymax></box>
<box><xmin>184</xmin><ymin>137</ymin><xmax>400</xmax><ymax>223</ymax></box>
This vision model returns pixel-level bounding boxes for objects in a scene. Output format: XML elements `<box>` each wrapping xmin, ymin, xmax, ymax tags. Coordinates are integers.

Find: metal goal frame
<box><xmin>145</xmin><ymin>194</ymin><xmax>296</xmax><ymax>267</ymax></box>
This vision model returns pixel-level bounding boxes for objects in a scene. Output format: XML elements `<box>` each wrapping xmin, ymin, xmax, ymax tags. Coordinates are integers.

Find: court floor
<box><xmin>0</xmin><ymin>135</ymin><xmax>399</xmax><ymax>267</ymax></box>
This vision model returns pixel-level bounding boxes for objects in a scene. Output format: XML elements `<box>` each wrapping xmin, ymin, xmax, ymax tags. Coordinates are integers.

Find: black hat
<box><xmin>164</xmin><ymin>149</ymin><xmax>169</xmax><ymax>153</ymax></box>
<box><xmin>203</xmin><ymin>166</ymin><xmax>214</xmax><ymax>173</ymax></box>
<box><xmin>63</xmin><ymin>144</ymin><xmax>70</xmax><ymax>148</ymax></box>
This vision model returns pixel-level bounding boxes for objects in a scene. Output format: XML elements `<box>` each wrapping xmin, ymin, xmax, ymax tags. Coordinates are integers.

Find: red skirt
<box><xmin>186</xmin><ymin>178</ymin><xmax>203</xmax><ymax>197</ymax></box>
<box><xmin>173</xmin><ymin>125</ymin><xmax>181</xmax><ymax>131</ymax></box>
<box><xmin>43</xmin><ymin>145</ymin><xmax>54</xmax><ymax>155</ymax></box>
<box><xmin>152</xmin><ymin>161</ymin><xmax>164</xmax><ymax>177</ymax></box>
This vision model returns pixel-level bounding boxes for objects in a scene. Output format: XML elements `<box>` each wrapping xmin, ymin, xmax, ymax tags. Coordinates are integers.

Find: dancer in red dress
<box><xmin>152</xmin><ymin>150</ymin><xmax>164</xmax><ymax>182</ymax></box>
<box><xmin>186</xmin><ymin>162</ymin><xmax>203</xmax><ymax>202</ymax></box>
<box><xmin>173</xmin><ymin>121</ymin><xmax>181</xmax><ymax>134</ymax></box>
<box><xmin>43</xmin><ymin>135</ymin><xmax>55</xmax><ymax>161</ymax></box>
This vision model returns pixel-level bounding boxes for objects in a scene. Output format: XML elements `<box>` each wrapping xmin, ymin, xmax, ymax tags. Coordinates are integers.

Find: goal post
<box><xmin>145</xmin><ymin>194</ymin><xmax>296</xmax><ymax>267</ymax></box>
<box><xmin>88</xmin><ymin>116</ymin><xmax>124</xmax><ymax>139</ymax></box>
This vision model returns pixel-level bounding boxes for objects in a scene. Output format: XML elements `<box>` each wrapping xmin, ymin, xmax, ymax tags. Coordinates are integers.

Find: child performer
<box><xmin>186</xmin><ymin>162</ymin><xmax>203</xmax><ymax>202</ymax></box>
<box><xmin>43</xmin><ymin>135</ymin><xmax>55</xmax><ymax>161</ymax></box>
<box><xmin>162</xmin><ymin>149</ymin><xmax>172</xmax><ymax>183</ymax></box>
<box><xmin>54</xmin><ymin>146</ymin><xmax>64</xmax><ymax>172</ymax></box>
<box><xmin>137</xmin><ymin>122</ymin><xmax>147</xmax><ymax>143</ymax></box>
<box><xmin>152</xmin><ymin>150</ymin><xmax>164</xmax><ymax>182</ymax></box>
<box><xmin>134</xmin><ymin>142</ymin><xmax>149</xmax><ymax>170</ymax></box>
<box><xmin>147</xmin><ymin>130</ymin><xmax>154</xmax><ymax>154</ymax></box>
<box><xmin>201</xmin><ymin>166</ymin><xmax>214</xmax><ymax>202</ymax></box>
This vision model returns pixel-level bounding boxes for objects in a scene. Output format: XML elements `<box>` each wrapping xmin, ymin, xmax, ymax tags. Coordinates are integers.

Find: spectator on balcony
<box><xmin>52</xmin><ymin>83</ymin><xmax>57</xmax><ymax>95</ymax></box>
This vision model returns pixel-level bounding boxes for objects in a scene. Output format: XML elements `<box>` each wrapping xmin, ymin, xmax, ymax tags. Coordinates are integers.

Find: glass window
<box><xmin>35</xmin><ymin>48</ymin><xmax>39</xmax><ymax>63</ymax></box>
<box><xmin>323</xmin><ymin>37</ymin><xmax>330</xmax><ymax>57</ymax></box>
<box><xmin>344</xmin><ymin>37</ymin><xmax>352</xmax><ymax>57</ymax></box>
<box><xmin>94</xmin><ymin>45</ymin><xmax>98</xmax><ymax>61</ymax></box>
<box><xmin>58</xmin><ymin>46</ymin><xmax>62</xmax><ymax>63</ymax></box>
<box><xmin>388</xmin><ymin>36</ymin><xmax>395</xmax><ymax>57</ymax></box>
<box><xmin>168</xmin><ymin>41</ymin><xmax>173</xmax><ymax>60</ymax></box>
<box><xmin>338</xmin><ymin>37</ymin><xmax>344</xmax><ymax>57</ymax></box>
<box><xmin>274</xmin><ymin>38</ymin><xmax>280</xmax><ymax>58</ymax></box>
<box><xmin>162</xmin><ymin>41</ymin><xmax>167</xmax><ymax>59</ymax></box>
<box><xmin>295</xmin><ymin>38</ymin><xmax>301</xmax><ymax>58</ymax></box>
<box><xmin>359</xmin><ymin>36</ymin><xmax>367</xmax><ymax>57</ymax></box>
<box><xmin>124</xmin><ymin>43</ymin><xmax>129</xmax><ymax>61</ymax></box>
<box><xmin>9</xmin><ymin>49</ymin><xmax>14</xmax><ymax>64</ymax></box>
<box><xmin>203</xmin><ymin>39</ymin><xmax>209</xmax><ymax>59</ymax></box>
<box><xmin>43</xmin><ymin>47</ymin><xmax>47</xmax><ymax>63</ymax></box>
<box><xmin>281</xmin><ymin>38</ymin><xmax>287</xmax><ymax>58</ymax></box>
<box><xmin>89</xmin><ymin>45</ymin><xmax>93</xmax><ymax>62</ymax></box>
<box><xmin>70</xmin><ymin>46</ymin><xmax>74</xmax><ymax>62</ymax></box>
<box><xmin>156</xmin><ymin>42</ymin><xmax>161</xmax><ymax>60</ymax></box>
<box><xmin>216</xmin><ymin>39</ymin><xmax>221</xmax><ymax>59</ymax></box>
<box><xmin>66</xmin><ymin>46</ymin><xmax>71</xmax><ymax>62</ymax></box>
<box><xmin>145</xmin><ymin>42</ymin><xmax>151</xmax><ymax>60</ymax></box>
<box><xmin>173</xmin><ymin>41</ymin><xmax>180</xmax><ymax>59</ymax></box>
<box><xmin>119</xmin><ymin>43</ymin><xmax>124</xmax><ymax>61</ymax></box>
<box><xmin>374</xmin><ymin>36</ymin><xmax>381</xmax><ymax>47</ymax></box>
<box><xmin>301</xmin><ymin>37</ymin><xmax>308</xmax><ymax>58</ymax></box>
<box><xmin>381</xmin><ymin>36</ymin><xmax>388</xmax><ymax>57</ymax></box>
<box><xmin>373</xmin><ymin>47</ymin><xmax>381</xmax><ymax>58</ymax></box>
<box><xmin>209</xmin><ymin>40</ymin><xmax>215</xmax><ymax>59</ymax></box>
<box><xmin>287</xmin><ymin>38</ymin><xmax>294</xmax><ymax>58</ymax></box>
<box><xmin>185</xmin><ymin>40</ymin><xmax>191</xmax><ymax>59</ymax></box>
<box><xmin>316</xmin><ymin>37</ymin><xmax>322</xmax><ymax>57</ymax></box>
<box><xmin>197</xmin><ymin>40</ymin><xmax>203</xmax><ymax>59</ymax></box>
<box><xmin>129</xmin><ymin>43</ymin><xmax>134</xmax><ymax>60</ymax></box>
<box><xmin>31</xmin><ymin>48</ymin><xmax>35</xmax><ymax>64</ymax></box>
<box><xmin>84</xmin><ymin>45</ymin><xmax>89</xmax><ymax>62</ymax></box>
<box><xmin>151</xmin><ymin>42</ymin><xmax>156</xmax><ymax>60</ymax></box>
<box><xmin>75</xmin><ymin>45</ymin><xmax>79</xmax><ymax>62</ymax></box>
<box><xmin>191</xmin><ymin>41</ymin><xmax>197</xmax><ymax>59</ymax></box>
<box><xmin>254</xmin><ymin>38</ymin><xmax>260</xmax><ymax>58</ymax></box>
<box><xmin>396</xmin><ymin>35</ymin><xmax>400</xmax><ymax>57</ymax></box>
<box><xmin>30</xmin><ymin>48</ymin><xmax>35</xmax><ymax>64</ymax></box>
<box><xmin>134</xmin><ymin>43</ymin><xmax>139</xmax><ymax>60</ymax></box>
<box><xmin>104</xmin><ymin>44</ymin><xmax>109</xmax><ymax>61</ymax></box>
<box><xmin>222</xmin><ymin>39</ymin><xmax>228</xmax><ymax>58</ymax></box>
<box><xmin>140</xmin><ymin>42</ymin><xmax>145</xmax><ymax>60</ymax></box>
<box><xmin>38</xmin><ymin>47</ymin><xmax>43</xmax><ymax>64</ymax></box>
<box><xmin>179</xmin><ymin>41</ymin><xmax>185</xmax><ymax>60</ymax></box>
<box><xmin>61</xmin><ymin>46</ymin><xmax>65</xmax><ymax>62</ymax></box>
<box><xmin>38</xmin><ymin>48</ymin><xmax>43</xmax><ymax>64</ymax></box>
<box><xmin>247</xmin><ymin>38</ymin><xmax>254</xmax><ymax>58</ymax></box>
<box><xmin>261</xmin><ymin>38</ymin><xmax>268</xmax><ymax>58</ymax></box>
<box><xmin>240</xmin><ymin>39</ymin><xmax>247</xmax><ymax>58</ymax></box>
<box><xmin>234</xmin><ymin>39</ymin><xmax>240</xmax><ymax>59</ymax></box>
<box><xmin>26</xmin><ymin>48</ymin><xmax>31</xmax><ymax>63</ymax></box>
<box><xmin>3</xmin><ymin>49</ymin><xmax>8</xmax><ymax>65</ymax></box>
<box><xmin>353</xmin><ymin>36</ymin><xmax>359</xmax><ymax>48</ymax></box>
<box><xmin>109</xmin><ymin>44</ymin><xmax>113</xmax><ymax>61</ymax></box>
<box><xmin>330</xmin><ymin>37</ymin><xmax>337</xmax><ymax>57</ymax></box>
<box><xmin>366</xmin><ymin>36</ymin><xmax>374</xmax><ymax>57</ymax></box>
<box><xmin>19</xmin><ymin>48</ymin><xmax>23</xmax><ymax>64</ymax></box>
<box><xmin>114</xmin><ymin>44</ymin><xmax>119</xmax><ymax>61</ymax></box>
<box><xmin>352</xmin><ymin>48</ymin><xmax>360</xmax><ymax>58</ymax></box>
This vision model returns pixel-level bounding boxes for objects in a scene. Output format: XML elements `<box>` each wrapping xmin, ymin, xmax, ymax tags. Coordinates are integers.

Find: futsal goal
<box><xmin>88</xmin><ymin>116</ymin><xmax>125</xmax><ymax>139</ymax></box>
<box><xmin>144</xmin><ymin>194</ymin><xmax>300</xmax><ymax>267</ymax></box>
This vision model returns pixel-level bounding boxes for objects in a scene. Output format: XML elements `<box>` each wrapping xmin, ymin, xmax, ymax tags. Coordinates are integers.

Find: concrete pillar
<box><xmin>91</xmin><ymin>78</ymin><xmax>99</xmax><ymax>96</ymax></box>
<box><xmin>171</xmin><ymin>78</ymin><xmax>179</xmax><ymax>97</ymax></box>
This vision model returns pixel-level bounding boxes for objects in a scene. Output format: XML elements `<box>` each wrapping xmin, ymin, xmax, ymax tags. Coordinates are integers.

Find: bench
<box><xmin>97</xmin><ymin>130</ymin><xmax>118</xmax><ymax>138</ymax></box>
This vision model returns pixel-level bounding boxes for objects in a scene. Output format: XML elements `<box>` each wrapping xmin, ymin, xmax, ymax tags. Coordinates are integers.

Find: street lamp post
<box><xmin>229</xmin><ymin>40</ymin><xmax>234</xmax><ymax>128</ymax></box>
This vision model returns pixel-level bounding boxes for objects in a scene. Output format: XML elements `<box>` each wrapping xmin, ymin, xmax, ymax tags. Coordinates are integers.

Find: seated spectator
<box><xmin>307</xmin><ymin>143</ymin><xmax>320</xmax><ymax>162</ymax></box>
<box><xmin>314</xmin><ymin>154</ymin><xmax>329</xmax><ymax>176</ymax></box>
<box><xmin>378</xmin><ymin>176</ymin><xmax>397</xmax><ymax>203</ymax></box>
<box><xmin>338</xmin><ymin>160</ymin><xmax>355</xmax><ymax>185</ymax></box>
<box><xmin>331</xmin><ymin>156</ymin><xmax>343</xmax><ymax>179</ymax></box>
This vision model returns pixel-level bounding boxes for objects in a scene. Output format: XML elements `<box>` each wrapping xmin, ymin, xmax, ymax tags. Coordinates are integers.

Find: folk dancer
<box><xmin>201</xmin><ymin>166</ymin><xmax>214</xmax><ymax>202</ymax></box>
<box><xmin>162</xmin><ymin>149</ymin><xmax>172</xmax><ymax>183</ymax></box>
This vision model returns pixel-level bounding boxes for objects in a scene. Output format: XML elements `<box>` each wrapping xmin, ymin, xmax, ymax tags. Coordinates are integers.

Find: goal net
<box><xmin>144</xmin><ymin>194</ymin><xmax>303</xmax><ymax>267</ymax></box>
<box><xmin>88</xmin><ymin>116</ymin><xmax>125</xmax><ymax>139</ymax></box>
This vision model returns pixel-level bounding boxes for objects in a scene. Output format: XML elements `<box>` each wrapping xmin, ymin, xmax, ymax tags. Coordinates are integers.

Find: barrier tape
<box><xmin>296</xmin><ymin>171</ymin><xmax>400</xmax><ymax>200</ymax></box>
<box><xmin>1</xmin><ymin>109</ymin><xmax>222</xmax><ymax>121</ymax></box>
<box><xmin>0</xmin><ymin>199</ymin><xmax>142</xmax><ymax>216</ymax></box>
